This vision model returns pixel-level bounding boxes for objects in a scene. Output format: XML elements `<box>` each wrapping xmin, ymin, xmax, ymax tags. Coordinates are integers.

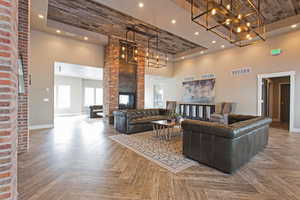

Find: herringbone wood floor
<box><xmin>18</xmin><ymin>116</ymin><xmax>300</xmax><ymax>200</ymax></box>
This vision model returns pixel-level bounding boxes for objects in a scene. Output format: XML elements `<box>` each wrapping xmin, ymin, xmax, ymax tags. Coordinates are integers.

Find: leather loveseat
<box><xmin>113</xmin><ymin>109</ymin><xmax>171</xmax><ymax>134</ymax></box>
<box><xmin>182</xmin><ymin>114</ymin><xmax>272</xmax><ymax>174</ymax></box>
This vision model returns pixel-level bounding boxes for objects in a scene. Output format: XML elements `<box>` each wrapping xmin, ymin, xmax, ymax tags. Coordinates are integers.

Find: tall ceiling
<box><xmin>47</xmin><ymin>0</ymin><xmax>206</xmax><ymax>55</ymax></box>
<box><xmin>180</xmin><ymin>0</ymin><xmax>300</xmax><ymax>24</ymax></box>
<box><xmin>32</xmin><ymin>0</ymin><xmax>300</xmax><ymax>58</ymax></box>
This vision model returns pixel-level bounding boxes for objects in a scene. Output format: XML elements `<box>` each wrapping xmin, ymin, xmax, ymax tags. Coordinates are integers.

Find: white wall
<box><xmin>171</xmin><ymin>29</ymin><xmax>300</xmax><ymax>130</ymax></box>
<box><xmin>145</xmin><ymin>75</ymin><xmax>177</xmax><ymax>109</ymax></box>
<box><xmin>29</xmin><ymin>29</ymin><xmax>104</xmax><ymax>127</ymax></box>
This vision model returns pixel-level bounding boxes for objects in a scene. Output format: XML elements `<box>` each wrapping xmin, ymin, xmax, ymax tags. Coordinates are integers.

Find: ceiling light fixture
<box><xmin>120</xmin><ymin>25</ymin><xmax>168</xmax><ymax>68</ymax></box>
<box><xmin>211</xmin><ymin>8</ymin><xmax>217</xmax><ymax>15</ymax></box>
<box><xmin>194</xmin><ymin>32</ymin><xmax>199</xmax><ymax>35</ymax></box>
<box><xmin>56</xmin><ymin>30</ymin><xmax>61</xmax><ymax>34</ymax></box>
<box><xmin>171</xmin><ymin>19</ymin><xmax>176</xmax><ymax>24</ymax></box>
<box><xmin>212</xmin><ymin>40</ymin><xmax>216</xmax><ymax>44</ymax></box>
<box><xmin>191</xmin><ymin>0</ymin><xmax>266</xmax><ymax>47</ymax></box>
<box><xmin>84</xmin><ymin>36</ymin><xmax>89</xmax><ymax>40</ymax></box>
<box><xmin>221</xmin><ymin>45</ymin><xmax>225</xmax><ymax>48</ymax></box>
<box><xmin>200</xmin><ymin>51</ymin><xmax>204</xmax><ymax>54</ymax></box>
<box><xmin>138</xmin><ymin>2</ymin><xmax>144</xmax><ymax>8</ymax></box>
<box><xmin>291</xmin><ymin>24</ymin><xmax>297</xmax><ymax>28</ymax></box>
<box><xmin>181</xmin><ymin>57</ymin><xmax>185</xmax><ymax>59</ymax></box>
<box><xmin>38</xmin><ymin>14</ymin><xmax>44</xmax><ymax>19</ymax></box>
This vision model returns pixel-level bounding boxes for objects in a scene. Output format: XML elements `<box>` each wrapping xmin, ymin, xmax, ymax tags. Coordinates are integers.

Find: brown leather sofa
<box><xmin>113</xmin><ymin>109</ymin><xmax>171</xmax><ymax>134</ymax></box>
<box><xmin>182</xmin><ymin>114</ymin><xmax>272</xmax><ymax>174</ymax></box>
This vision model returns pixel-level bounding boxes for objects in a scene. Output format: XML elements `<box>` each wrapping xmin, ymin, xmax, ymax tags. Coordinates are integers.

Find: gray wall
<box><xmin>170</xmin><ymin>29</ymin><xmax>300</xmax><ymax>130</ymax></box>
<box><xmin>29</xmin><ymin>29</ymin><xmax>104</xmax><ymax>127</ymax></box>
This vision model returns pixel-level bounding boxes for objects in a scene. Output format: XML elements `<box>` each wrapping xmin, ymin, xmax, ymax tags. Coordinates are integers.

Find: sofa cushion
<box><xmin>130</xmin><ymin>115</ymin><xmax>170</xmax><ymax>124</ymax></box>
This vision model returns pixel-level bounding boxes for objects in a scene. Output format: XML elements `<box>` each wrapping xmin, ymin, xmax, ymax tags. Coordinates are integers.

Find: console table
<box><xmin>178</xmin><ymin>103</ymin><xmax>215</xmax><ymax>121</ymax></box>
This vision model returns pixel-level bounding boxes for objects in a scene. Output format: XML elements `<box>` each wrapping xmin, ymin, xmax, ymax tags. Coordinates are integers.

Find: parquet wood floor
<box><xmin>18</xmin><ymin>116</ymin><xmax>300</xmax><ymax>200</ymax></box>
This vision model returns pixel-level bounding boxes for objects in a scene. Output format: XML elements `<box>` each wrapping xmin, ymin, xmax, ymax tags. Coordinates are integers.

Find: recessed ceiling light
<box><xmin>221</xmin><ymin>45</ymin><xmax>225</xmax><ymax>48</ymax></box>
<box><xmin>38</xmin><ymin>14</ymin><xmax>44</xmax><ymax>19</ymax></box>
<box><xmin>84</xmin><ymin>36</ymin><xmax>89</xmax><ymax>40</ymax></box>
<box><xmin>200</xmin><ymin>51</ymin><xmax>204</xmax><ymax>54</ymax></box>
<box><xmin>56</xmin><ymin>30</ymin><xmax>61</xmax><ymax>34</ymax></box>
<box><xmin>194</xmin><ymin>32</ymin><xmax>199</xmax><ymax>35</ymax></box>
<box><xmin>291</xmin><ymin>24</ymin><xmax>297</xmax><ymax>28</ymax></box>
<box><xmin>138</xmin><ymin>2</ymin><xmax>144</xmax><ymax>8</ymax></box>
<box><xmin>171</xmin><ymin>19</ymin><xmax>176</xmax><ymax>24</ymax></box>
<box><xmin>212</xmin><ymin>40</ymin><xmax>216</xmax><ymax>44</ymax></box>
<box><xmin>181</xmin><ymin>56</ymin><xmax>185</xmax><ymax>59</ymax></box>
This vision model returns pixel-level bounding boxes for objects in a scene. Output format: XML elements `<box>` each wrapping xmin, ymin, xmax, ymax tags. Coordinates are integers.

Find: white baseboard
<box><xmin>291</xmin><ymin>128</ymin><xmax>300</xmax><ymax>133</ymax></box>
<box><xmin>29</xmin><ymin>124</ymin><xmax>54</xmax><ymax>130</ymax></box>
<box><xmin>55</xmin><ymin>113</ymin><xmax>84</xmax><ymax>117</ymax></box>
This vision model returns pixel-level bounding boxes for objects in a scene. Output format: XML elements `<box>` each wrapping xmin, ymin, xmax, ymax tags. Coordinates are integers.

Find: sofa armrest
<box><xmin>229</xmin><ymin>117</ymin><xmax>272</xmax><ymax>138</ymax></box>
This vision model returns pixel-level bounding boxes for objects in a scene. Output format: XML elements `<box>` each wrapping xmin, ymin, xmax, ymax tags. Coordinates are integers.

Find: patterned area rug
<box><xmin>110</xmin><ymin>131</ymin><xmax>197</xmax><ymax>173</ymax></box>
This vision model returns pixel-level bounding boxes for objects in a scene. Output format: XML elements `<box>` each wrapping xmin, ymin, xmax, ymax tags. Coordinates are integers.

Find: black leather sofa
<box><xmin>113</xmin><ymin>109</ymin><xmax>171</xmax><ymax>134</ymax></box>
<box><xmin>89</xmin><ymin>105</ymin><xmax>103</xmax><ymax>118</ymax></box>
<box><xmin>182</xmin><ymin>114</ymin><xmax>272</xmax><ymax>174</ymax></box>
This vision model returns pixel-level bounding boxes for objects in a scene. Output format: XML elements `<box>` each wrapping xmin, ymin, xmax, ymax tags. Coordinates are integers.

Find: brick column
<box><xmin>136</xmin><ymin>49</ymin><xmax>145</xmax><ymax>109</ymax></box>
<box><xmin>17</xmin><ymin>0</ymin><xmax>29</xmax><ymax>154</ymax></box>
<box><xmin>0</xmin><ymin>0</ymin><xmax>19</xmax><ymax>199</ymax></box>
<box><xmin>103</xmin><ymin>36</ymin><xmax>145</xmax><ymax>116</ymax></box>
<box><xmin>103</xmin><ymin>36</ymin><xmax>119</xmax><ymax>116</ymax></box>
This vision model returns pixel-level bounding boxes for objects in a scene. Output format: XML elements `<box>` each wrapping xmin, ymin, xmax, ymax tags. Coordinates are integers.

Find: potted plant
<box><xmin>168</xmin><ymin>111</ymin><xmax>183</xmax><ymax>123</ymax></box>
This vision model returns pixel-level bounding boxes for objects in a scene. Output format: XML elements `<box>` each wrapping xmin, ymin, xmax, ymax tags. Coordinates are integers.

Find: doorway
<box><xmin>257</xmin><ymin>71</ymin><xmax>295</xmax><ymax>132</ymax></box>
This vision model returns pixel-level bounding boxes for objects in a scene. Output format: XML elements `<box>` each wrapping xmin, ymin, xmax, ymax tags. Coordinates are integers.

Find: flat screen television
<box><xmin>18</xmin><ymin>56</ymin><xmax>25</xmax><ymax>94</ymax></box>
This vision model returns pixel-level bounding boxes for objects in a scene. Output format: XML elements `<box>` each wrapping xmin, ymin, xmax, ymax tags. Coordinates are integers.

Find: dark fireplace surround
<box><xmin>118</xmin><ymin>47</ymin><xmax>137</xmax><ymax>110</ymax></box>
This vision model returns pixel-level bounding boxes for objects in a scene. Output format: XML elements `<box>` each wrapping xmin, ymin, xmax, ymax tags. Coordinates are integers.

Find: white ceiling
<box><xmin>93</xmin><ymin>0</ymin><xmax>228</xmax><ymax>50</ymax></box>
<box><xmin>31</xmin><ymin>0</ymin><xmax>108</xmax><ymax>45</ymax></box>
<box><xmin>31</xmin><ymin>0</ymin><xmax>300</xmax><ymax>60</ymax></box>
<box><xmin>54</xmin><ymin>62</ymin><xmax>103</xmax><ymax>80</ymax></box>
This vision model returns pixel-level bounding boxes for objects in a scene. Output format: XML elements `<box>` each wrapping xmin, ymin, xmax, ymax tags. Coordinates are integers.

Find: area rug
<box><xmin>109</xmin><ymin>131</ymin><xmax>197</xmax><ymax>173</ymax></box>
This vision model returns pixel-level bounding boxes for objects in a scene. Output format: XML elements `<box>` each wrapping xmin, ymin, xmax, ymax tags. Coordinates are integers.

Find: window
<box><xmin>95</xmin><ymin>88</ymin><xmax>103</xmax><ymax>105</ymax></box>
<box><xmin>84</xmin><ymin>88</ymin><xmax>95</xmax><ymax>106</ymax></box>
<box><xmin>57</xmin><ymin>85</ymin><xmax>71</xmax><ymax>108</ymax></box>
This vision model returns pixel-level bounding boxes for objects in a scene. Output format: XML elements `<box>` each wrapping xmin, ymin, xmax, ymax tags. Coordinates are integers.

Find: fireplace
<box><xmin>119</xmin><ymin>92</ymin><xmax>135</xmax><ymax>110</ymax></box>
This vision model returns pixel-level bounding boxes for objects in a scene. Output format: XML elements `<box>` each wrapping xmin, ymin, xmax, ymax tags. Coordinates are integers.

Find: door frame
<box><xmin>257</xmin><ymin>71</ymin><xmax>296</xmax><ymax>132</ymax></box>
<box><xmin>278</xmin><ymin>83</ymin><xmax>290</xmax><ymax>122</ymax></box>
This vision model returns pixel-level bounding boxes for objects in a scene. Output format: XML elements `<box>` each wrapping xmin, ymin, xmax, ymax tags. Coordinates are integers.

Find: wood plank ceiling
<box><xmin>181</xmin><ymin>0</ymin><xmax>300</xmax><ymax>24</ymax></box>
<box><xmin>47</xmin><ymin>0</ymin><xmax>206</xmax><ymax>55</ymax></box>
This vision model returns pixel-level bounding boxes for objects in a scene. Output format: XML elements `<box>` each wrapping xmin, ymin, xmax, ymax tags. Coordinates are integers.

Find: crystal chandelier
<box><xmin>191</xmin><ymin>0</ymin><xmax>266</xmax><ymax>47</ymax></box>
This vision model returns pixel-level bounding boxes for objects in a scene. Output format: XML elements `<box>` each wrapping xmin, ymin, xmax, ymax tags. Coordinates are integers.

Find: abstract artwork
<box><xmin>182</xmin><ymin>79</ymin><xmax>216</xmax><ymax>103</ymax></box>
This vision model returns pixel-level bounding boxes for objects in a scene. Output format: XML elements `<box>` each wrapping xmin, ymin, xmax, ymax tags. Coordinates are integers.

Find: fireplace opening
<box><xmin>119</xmin><ymin>92</ymin><xmax>136</xmax><ymax>110</ymax></box>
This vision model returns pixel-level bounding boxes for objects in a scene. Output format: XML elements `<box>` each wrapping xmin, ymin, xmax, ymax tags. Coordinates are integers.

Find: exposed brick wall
<box><xmin>136</xmin><ymin>49</ymin><xmax>145</xmax><ymax>109</ymax></box>
<box><xmin>17</xmin><ymin>0</ymin><xmax>29</xmax><ymax>154</ymax></box>
<box><xmin>103</xmin><ymin>36</ymin><xmax>119</xmax><ymax>116</ymax></box>
<box><xmin>0</xmin><ymin>0</ymin><xmax>19</xmax><ymax>199</ymax></box>
<box><xmin>103</xmin><ymin>36</ymin><xmax>145</xmax><ymax>116</ymax></box>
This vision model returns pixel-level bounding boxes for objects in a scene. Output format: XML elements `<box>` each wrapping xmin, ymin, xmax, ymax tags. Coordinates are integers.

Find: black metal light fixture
<box><xmin>119</xmin><ymin>25</ymin><xmax>168</xmax><ymax>68</ymax></box>
<box><xmin>191</xmin><ymin>0</ymin><xmax>266</xmax><ymax>47</ymax></box>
